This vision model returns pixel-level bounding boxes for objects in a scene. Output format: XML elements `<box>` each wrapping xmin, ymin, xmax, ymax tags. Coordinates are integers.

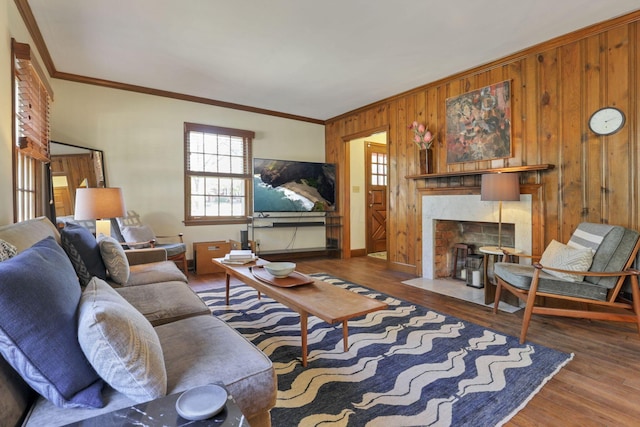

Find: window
<box><xmin>12</xmin><ymin>39</ymin><xmax>53</xmax><ymax>222</ymax></box>
<box><xmin>184</xmin><ymin>123</ymin><xmax>255</xmax><ymax>225</ymax></box>
<box><xmin>370</xmin><ymin>151</ymin><xmax>387</xmax><ymax>186</ymax></box>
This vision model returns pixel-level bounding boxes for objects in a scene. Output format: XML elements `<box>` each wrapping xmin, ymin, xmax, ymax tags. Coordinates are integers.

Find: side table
<box><xmin>63</xmin><ymin>388</ymin><xmax>249</xmax><ymax>426</ymax></box>
<box><xmin>479</xmin><ymin>246</ymin><xmax>521</xmax><ymax>306</ymax></box>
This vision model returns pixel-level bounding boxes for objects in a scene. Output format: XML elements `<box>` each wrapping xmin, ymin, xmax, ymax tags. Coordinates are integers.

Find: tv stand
<box><xmin>248</xmin><ymin>214</ymin><xmax>341</xmax><ymax>258</ymax></box>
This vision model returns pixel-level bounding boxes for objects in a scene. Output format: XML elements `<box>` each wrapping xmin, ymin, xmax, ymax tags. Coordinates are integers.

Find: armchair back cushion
<box><xmin>584</xmin><ymin>225</ymin><xmax>639</xmax><ymax>288</ymax></box>
<box><xmin>120</xmin><ymin>225</ymin><xmax>154</xmax><ymax>249</ymax></box>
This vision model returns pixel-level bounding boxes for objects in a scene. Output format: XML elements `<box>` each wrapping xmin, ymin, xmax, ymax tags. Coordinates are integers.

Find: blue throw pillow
<box><xmin>0</xmin><ymin>236</ymin><xmax>104</xmax><ymax>408</ymax></box>
<box><xmin>61</xmin><ymin>222</ymin><xmax>107</xmax><ymax>286</ymax></box>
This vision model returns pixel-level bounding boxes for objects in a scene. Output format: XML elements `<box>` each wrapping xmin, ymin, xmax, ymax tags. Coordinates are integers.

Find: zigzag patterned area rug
<box><xmin>199</xmin><ymin>273</ymin><xmax>573</xmax><ymax>427</ymax></box>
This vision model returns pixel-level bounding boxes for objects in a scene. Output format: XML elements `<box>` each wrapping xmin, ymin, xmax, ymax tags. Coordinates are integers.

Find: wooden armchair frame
<box><xmin>115</xmin><ymin>210</ymin><xmax>188</xmax><ymax>274</ymax></box>
<box><xmin>149</xmin><ymin>234</ymin><xmax>188</xmax><ymax>274</ymax></box>
<box><xmin>494</xmin><ymin>238</ymin><xmax>640</xmax><ymax>344</ymax></box>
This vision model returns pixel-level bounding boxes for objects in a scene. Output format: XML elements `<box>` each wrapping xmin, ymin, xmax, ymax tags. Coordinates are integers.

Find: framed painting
<box><xmin>445</xmin><ymin>80</ymin><xmax>512</xmax><ymax>164</ymax></box>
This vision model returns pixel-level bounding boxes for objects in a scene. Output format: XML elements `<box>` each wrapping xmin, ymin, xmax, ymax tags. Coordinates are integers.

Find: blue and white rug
<box><xmin>199</xmin><ymin>273</ymin><xmax>573</xmax><ymax>427</ymax></box>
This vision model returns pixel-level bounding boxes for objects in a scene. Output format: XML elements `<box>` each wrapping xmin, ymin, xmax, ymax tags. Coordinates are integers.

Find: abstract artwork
<box><xmin>446</xmin><ymin>80</ymin><xmax>512</xmax><ymax>164</ymax></box>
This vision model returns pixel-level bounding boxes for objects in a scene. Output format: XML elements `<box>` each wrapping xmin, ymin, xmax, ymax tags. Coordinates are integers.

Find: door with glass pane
<box><xmin>365</xmin><ymin>142</ymin><xmax>387</xmax><ymax>254</ymax></box>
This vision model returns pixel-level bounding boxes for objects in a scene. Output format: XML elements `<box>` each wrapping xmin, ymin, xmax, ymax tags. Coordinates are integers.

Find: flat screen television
<box><xmin>253</xmin><ymin>158</ymin><xmax>336</xmax><ymax>213</ymax></box>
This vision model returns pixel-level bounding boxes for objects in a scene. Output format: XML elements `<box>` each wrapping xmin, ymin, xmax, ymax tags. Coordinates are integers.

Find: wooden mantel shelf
<box><xmin>406</xmin><ymin>164</ymin><xmax>554</xmax><ymax>180</ymax></box>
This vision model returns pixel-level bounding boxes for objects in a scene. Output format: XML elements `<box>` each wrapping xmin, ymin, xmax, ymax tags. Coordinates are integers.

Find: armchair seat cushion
<box><xmin>157</xmin><ymin>242</ymin><xmax>186</xmax><ymax>258</ymax></box>
<box><xmin>495</xmin><ymin>262</ymin><xmax>609</xmax><ymax>301</ymax></box>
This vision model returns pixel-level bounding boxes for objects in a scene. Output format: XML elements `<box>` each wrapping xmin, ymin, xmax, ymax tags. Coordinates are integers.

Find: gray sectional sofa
<box><xmin>0</xmin><ymin>217</ymin><xmax>276</xmax><ymax>426</ymax></box>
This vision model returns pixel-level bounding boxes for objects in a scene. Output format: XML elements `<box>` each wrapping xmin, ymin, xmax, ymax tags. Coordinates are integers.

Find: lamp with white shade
<box><xmin>74</xmin><ymin>187</ymin><xmax>125</xmax><ymax>237</ymax></box>
<box><xmin>480</xmin><ymin>173</ymin><xmax>520</xmax><ymax>249</ymax></box>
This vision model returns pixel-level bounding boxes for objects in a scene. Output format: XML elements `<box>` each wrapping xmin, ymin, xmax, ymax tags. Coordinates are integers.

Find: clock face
<box><xmin>589</xmin><ymin>107</ymin><xmax>625</xmax><ymax>135</ymax></box>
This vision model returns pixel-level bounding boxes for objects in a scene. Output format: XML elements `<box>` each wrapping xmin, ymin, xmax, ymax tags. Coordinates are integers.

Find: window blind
<box><xmin>13</xmin><ymin>40</ymin><xmax>52</xmax><ymax>163</ymax></box>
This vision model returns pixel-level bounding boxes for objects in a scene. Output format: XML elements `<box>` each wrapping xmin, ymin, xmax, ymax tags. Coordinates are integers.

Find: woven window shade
<box><xmin>14</xmin><ymin>41</ymin><xmax>51</xmax><ymax>163</ymax></box>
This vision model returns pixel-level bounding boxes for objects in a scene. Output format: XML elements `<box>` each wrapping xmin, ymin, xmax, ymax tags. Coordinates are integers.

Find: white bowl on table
<box><xmin>264</xmin><ymin>262</ymin><xmax>296</xmax><ymax>278</ymax></box>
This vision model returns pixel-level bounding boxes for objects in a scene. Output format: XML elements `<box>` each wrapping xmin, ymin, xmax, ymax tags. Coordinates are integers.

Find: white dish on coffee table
<box><xmin>175</xmin><ymin>384</ymin><xmax>227</xmax><ymax>420</ymax></box>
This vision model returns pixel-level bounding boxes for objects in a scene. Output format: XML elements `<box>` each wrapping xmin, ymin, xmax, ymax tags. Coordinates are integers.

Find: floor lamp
<box><xmin>480</xmin><ymin>173</ymin><xmax>520</xmax><ymax>249</ymax></box>
<box><xmin>74</xmin><ymin>187</ymin><xmax>126</xmax><ymax>238</ymax></box>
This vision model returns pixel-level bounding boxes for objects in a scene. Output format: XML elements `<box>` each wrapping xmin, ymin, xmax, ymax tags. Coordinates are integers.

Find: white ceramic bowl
<box><xmin>264</xmin><ymin>262</ymin><xmax>296</xmax><ymax>278</ymax></box>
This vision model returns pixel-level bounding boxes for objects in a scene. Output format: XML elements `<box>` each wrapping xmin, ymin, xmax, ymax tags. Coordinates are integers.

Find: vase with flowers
<box><xmin>409</xmin><ymin>121</ymin><xmax>435</xmax><ymax>174</ymax></box>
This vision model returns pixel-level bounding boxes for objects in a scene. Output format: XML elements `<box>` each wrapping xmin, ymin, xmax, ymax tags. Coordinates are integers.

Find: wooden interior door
<box><xmin>53</xmin><ymin>184</ymin><xmax>73</xmax><ymax>216</ymax></box>
<box><xmin>365</xmin><ymin>142</ymin><xmax>387</xmax><ymax>253</ymax></box>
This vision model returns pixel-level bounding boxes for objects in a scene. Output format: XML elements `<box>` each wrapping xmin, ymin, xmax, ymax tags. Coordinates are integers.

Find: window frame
<box><xmin>184</xmin><ymin>122</ymin><xmax>255</xmax><ymax>226</ymax></box>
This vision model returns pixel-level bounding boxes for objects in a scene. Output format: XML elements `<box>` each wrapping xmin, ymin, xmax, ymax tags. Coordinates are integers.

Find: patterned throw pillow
<box><xmin>78</xmin><ymin>277</ymin><xmax>167</xmax><ymax>401</ymax></box>
<box><xmin>540</xmin><ymin>239</ymin><xmax>594</xmax><ymax>282</ymax></box>
<box><xmin>0</xmin><ymin>239</ymin><xmax>18</xmax><ymax>261</ymax></box>
<box><xmin>60</xmin><ymin>223</ymin><xmax>107</xmax><ymax>286</ymax></box>
<box><xmin>0</xmin><ymin>237</ymin><xmax>104</xmax><ymax>408</ymax></box>
<box><xmin>98</xmin><ymin>236</ymin><xmax>130</xmax><ymax>285</ymax></box>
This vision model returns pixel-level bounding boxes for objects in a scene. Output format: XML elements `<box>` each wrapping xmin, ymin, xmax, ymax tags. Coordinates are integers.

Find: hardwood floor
<box><xmin>188</xmin><ymin>256</ymin><xmax>640</xmax><ymax>426</ymax></box>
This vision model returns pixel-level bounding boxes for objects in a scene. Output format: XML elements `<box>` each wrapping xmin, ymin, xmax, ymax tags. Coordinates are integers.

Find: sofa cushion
<box><xmin>0</xmin><ymin>236</ymin><xmax>103</xmax><ymax>408</ymax></box>
<box><xmin>125</xmin><ymin>261</ymin><xmax>188</xmax><ymax>286</ymax></box>
<box><xmin>61</xmin><ymin>222</ymin><xmax>107</xmax><ymax>286</ymax></box>
<box><xmin>78</xmin><ymin>278</ymin><xmax>167</xmax><ymax>401</ymax></box>
<box><xmin>156</xmin><ymin>315</ymin><xmax>276</xmax><ymax>421</ymax></box>
<box><xmin>23</xmin><ymin>315</ymin><xmax>276</xmax><ymax>426</ymax></box>
<box><xmin>98</xmin><ymin>236</ymin><xmax>130</xmax><ymax>285</ymax></box>
<box><xmin>115</xmin><ymin>281</ymin><xmax>210</xmax><ymax>326</ymax></box>
<box><xmin>0</xmin><ymin>239</ymin><xmax>17</xmax><ymax>261</ymax></box>
<box><xmin>0</xmin><ymin>216</ymin><xmax>60</xmax><ymax>253</ymax></box>
<box><xmin>539</xmin><ymin>239</ymin><xmax>594</xmax><ymax>282</ymax></box>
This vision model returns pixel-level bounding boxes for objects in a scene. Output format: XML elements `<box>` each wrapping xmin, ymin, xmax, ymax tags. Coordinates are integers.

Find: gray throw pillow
<box><xmin>98</xmin><ymin>236</ymin><xmax>130</xmax><ymax>285</ymax></box>
<box><xmin>540</xmin><ymin>239</ymin><xmax>594</xmax><ymax>282</ymax></box>
<box><xmin>78</xmin><ymin>277</ymin><xmax>167</xmax><ymax>401</ymax></box>
<box><xmin>120</xmin><ymin>225</ymin><xmax>155</xmax><ymax>249</ymax></box>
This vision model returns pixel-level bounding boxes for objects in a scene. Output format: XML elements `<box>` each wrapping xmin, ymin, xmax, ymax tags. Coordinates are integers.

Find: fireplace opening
<box><xmin>435</xmin><ymin>220</ymin><xmax>515</xmax><ymax>279</ymax></box>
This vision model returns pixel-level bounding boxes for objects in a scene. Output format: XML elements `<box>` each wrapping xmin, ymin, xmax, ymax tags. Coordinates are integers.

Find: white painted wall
<box><xmin>49</xmin><ymin>80</ymin><xmax>326</xmax><ymax>257</ymax></box>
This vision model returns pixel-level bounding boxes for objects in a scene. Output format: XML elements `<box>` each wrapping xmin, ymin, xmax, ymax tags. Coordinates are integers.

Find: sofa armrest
<box><xmin>125</xmin><ymin>248</ymin><xmax>167</xmax><ymax>265</ymax></box>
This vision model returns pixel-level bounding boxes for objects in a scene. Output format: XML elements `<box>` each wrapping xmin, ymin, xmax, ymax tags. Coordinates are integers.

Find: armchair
<box><xmin>113</xmin><ymin>210</ymin><xmax>188</xmax><ymax>274</ymax></box>
<box><xmin>493</xmin><ymin>222</ymin><xmax>640</xmax><ymax>343</ymax></box>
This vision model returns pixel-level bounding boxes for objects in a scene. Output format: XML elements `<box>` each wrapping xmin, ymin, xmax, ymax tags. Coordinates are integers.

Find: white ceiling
<box><xmin>27</xmin><ymin>0</ymin><xmax>640</xmax><ymax>121</ymax></box>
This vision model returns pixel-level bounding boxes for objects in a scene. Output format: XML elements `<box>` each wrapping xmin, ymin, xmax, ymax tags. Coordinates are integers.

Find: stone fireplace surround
<box><xmin>421</xmin><ymin>189</ymin><xmax>534</xmax><ymax>280</ymax></box>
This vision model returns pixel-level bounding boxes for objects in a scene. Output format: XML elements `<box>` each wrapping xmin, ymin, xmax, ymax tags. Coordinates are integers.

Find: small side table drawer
<box><xmin>194</xmin><ymin>240</ymin><xmax>240</xmax><ymax>274</ymax></box>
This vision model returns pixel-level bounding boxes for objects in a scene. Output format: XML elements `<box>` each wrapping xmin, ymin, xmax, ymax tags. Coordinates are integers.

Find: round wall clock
<box><xmin>588</xmin><ymin>107</ymin><xmax>625</xmax><ymax>136</ymax></box>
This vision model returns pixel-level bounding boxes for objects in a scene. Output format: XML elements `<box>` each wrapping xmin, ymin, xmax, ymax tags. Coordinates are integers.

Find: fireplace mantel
<box><xmin>406</xmin><ymin>164</ymin><xmax>554</xmax><ymax>180</ymax></box>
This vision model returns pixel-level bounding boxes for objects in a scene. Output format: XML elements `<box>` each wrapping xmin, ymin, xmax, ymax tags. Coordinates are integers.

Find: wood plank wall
<box><xmin>325</xmin><ymin>10</ymin><xmax>640</xmax><ymax>275</ymax></box>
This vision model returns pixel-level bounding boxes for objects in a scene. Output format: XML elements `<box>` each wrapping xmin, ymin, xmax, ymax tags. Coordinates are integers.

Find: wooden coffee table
<box><xmin>213</xmin><ymin>258</ymin><xmax>387</xmax><ymax>367</ymax></box>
